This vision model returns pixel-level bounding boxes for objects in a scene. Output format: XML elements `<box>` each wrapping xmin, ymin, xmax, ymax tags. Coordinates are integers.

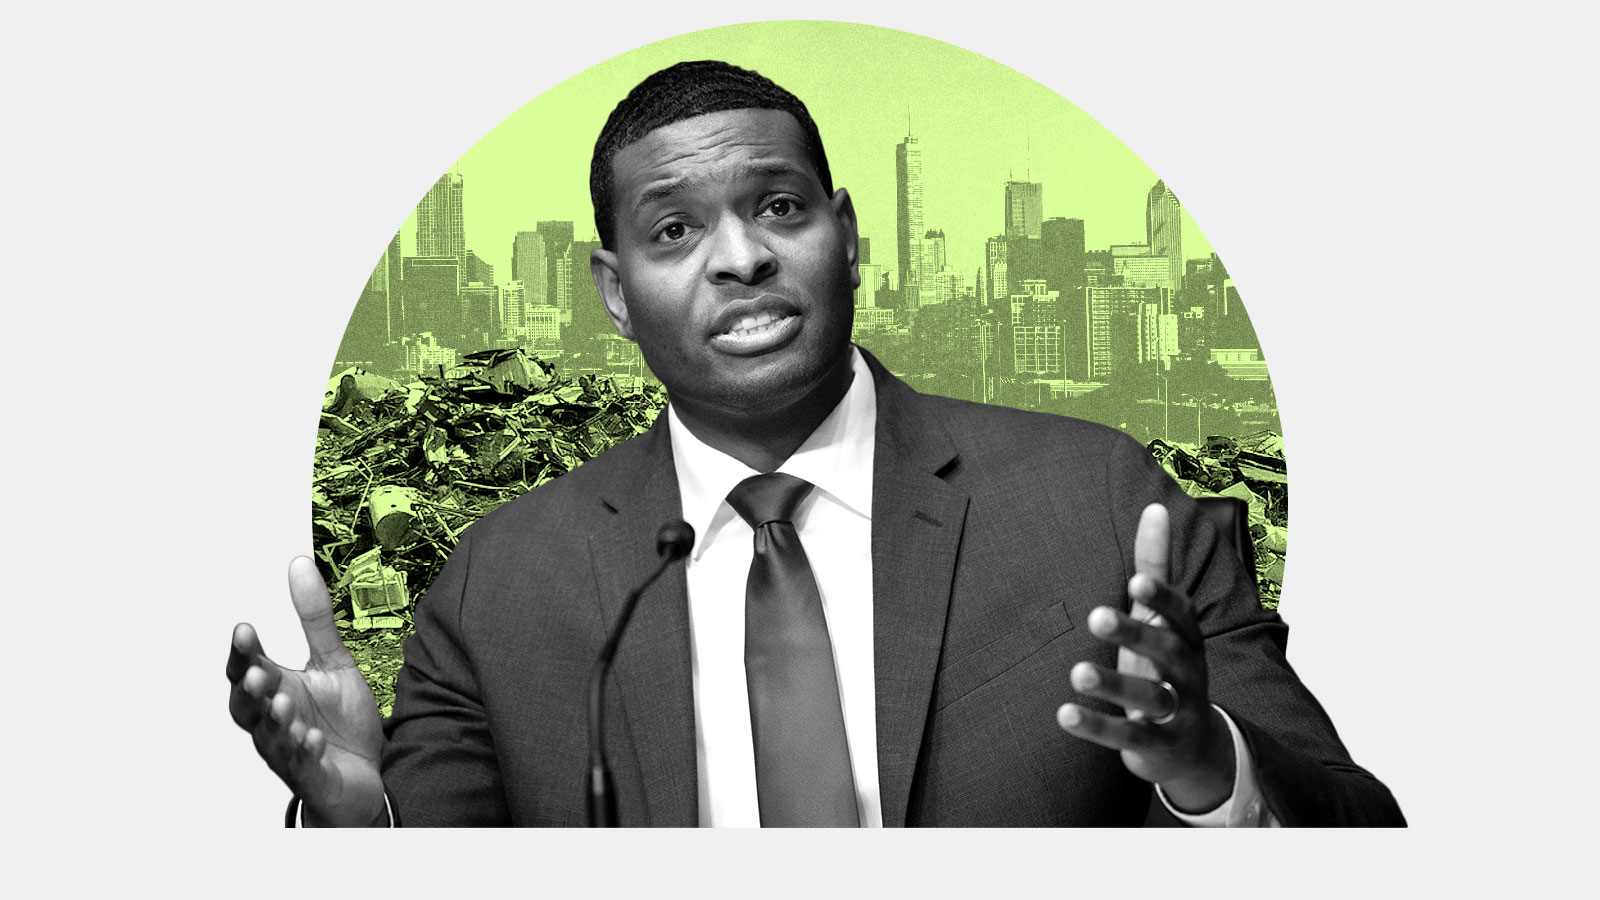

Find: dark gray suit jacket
<box><xmin>382</xmin><ymin>353</ymin><xmax>1402</xmax><ymax>826</ymax></box>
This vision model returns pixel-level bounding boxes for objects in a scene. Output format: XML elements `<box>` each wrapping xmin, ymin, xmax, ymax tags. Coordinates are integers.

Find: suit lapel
<box><xmin>589</xmin><ymin>419</ymin><xmax>699</xmax><ymax>826</ymax></box>
<box><xmin>866</xmin><ymin>356</ymin><xmax>969</xmax><ymax>827</ymax></box>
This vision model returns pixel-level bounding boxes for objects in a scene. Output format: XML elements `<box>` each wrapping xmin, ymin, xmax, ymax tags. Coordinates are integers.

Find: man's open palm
<box><xmin>227</xmin><ymin>557</ymin><xmax>386</xmax><ymax>826</ymax></box>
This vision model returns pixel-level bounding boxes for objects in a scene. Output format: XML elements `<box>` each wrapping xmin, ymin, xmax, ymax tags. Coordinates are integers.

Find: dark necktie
<box><xmin>726</xmin><ymin>472</ymin><xmax>860</xmax><ymax>827</ymax></box>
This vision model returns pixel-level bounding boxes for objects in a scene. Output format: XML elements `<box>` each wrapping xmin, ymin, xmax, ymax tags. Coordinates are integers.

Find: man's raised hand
<box><xmin>1055</xmin><ymin>503</ymin><xmax>1236</xmax><ymax>813</ymax></box>
<box><xmin>227</xmin><ymin>557</ymin><xmax>387</xmax><ymax>826</ymax></box>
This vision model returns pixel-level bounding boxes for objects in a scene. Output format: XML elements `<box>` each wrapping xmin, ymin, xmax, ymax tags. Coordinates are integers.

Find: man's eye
<box><xmin>657</xmin><ymin>222</ymin><xmax>687</xmax><ymax>242</ymax></box>
<box><xmin>761</xmin><ymin>197</ymin><xmax>797</xmax><ymax>218</ymax></box>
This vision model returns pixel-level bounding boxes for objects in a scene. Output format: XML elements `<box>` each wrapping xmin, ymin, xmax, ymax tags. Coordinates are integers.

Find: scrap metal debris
<box><xmin>1148</xmin><ymin>431</ymin><xmax>1289</xmax><ymax>610</ymax></box>
<box><xmin>313</xmin><ymin>350</ymin><xmax>666</xmax><ymax>714</ymax></box>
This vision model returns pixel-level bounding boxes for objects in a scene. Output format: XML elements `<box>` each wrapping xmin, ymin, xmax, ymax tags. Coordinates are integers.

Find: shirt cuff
<box><xmin>289</xmin><ymin>792</ymin><xmax>395</xmax><ymax>827</ymax></box>
<box><xmin>1156</xmin><ymin>705</ymin><xmax>1280</xmax><ymax>827</ymax></box>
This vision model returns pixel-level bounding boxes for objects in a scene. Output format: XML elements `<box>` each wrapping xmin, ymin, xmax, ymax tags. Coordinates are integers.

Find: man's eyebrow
<box><xmin>631</xmin><ymin>161</ymin><xmax>815</xmax><ymax>213</ymax></box>
<box><xmin>634</xmin><ymin>178</ymin><xmax>687</xmax><ymax>213</ymax></box>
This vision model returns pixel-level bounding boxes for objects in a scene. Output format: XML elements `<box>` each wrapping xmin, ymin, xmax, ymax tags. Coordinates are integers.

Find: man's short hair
<box><xmin>589</xmin><ymin>60</ymin><xmax>835</xmax><ymax>250</ymax></box>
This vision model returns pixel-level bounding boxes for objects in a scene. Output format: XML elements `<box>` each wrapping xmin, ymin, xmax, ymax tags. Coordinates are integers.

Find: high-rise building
<box><xmin>384</xmin><ymin>231</ymin><xmax>403</xmax><ymax>341</ymax></box>
<box><xmin>511</xmin><ymin>231</ymin><xmax>549</xmax><ymax>307</ymax></box>
<box><xmin>1008</xmin><ymin>280</ymin><xmax>1063</xmax><ymax>377</ymax></box>
<box><xmin>1041</xmin><ymin>217</ymin><xmax>1085</xmax><ymax>294</ymax></box>
<box><xmin>400</xmin><ymin>256</ymin><xmax>460</xmax><ymax>340</ymax></box>
<box><xmin>895</xmin><ymin>132</ymin><xmax>924</xmax><ymax>299</ymax></box>
<box><xmin>858</xmin><ymin>236</ymin><xmax>871</xmax><ymax>266</ymax></box>
<box><xmin>498</xmin><ymin>281</ymin><xmax>526</xmax><ymax>342</ymax></box>
<box><xmin>463</xmin><ymin>251</ymin><xmax>495</xmax><ymax>288</ymax></box>
<box><xmin>460</xmin><ymin>282</ymin><xmax>499</xmax><ymax>349</ymax></box>
<box><xmin>984</xmin><ymin>236</ymin><xmax>1008</xmax><ymax>306</ymax></box>
<box><xmin>1041</xmin><ymin>217</ymin><xmax>1086</xmax><ymax>377</ymax></box>
<box><xmin>341</xmin><ymin>240</ymin><xmax>397</xmax><ymax>367</ymax></box>
<box><xmin>565</xmin><ymin>238</ymin><xmax>610</xmax><ymax>349</ymax></box>
<box><xmin>417</xmin><ymin>174</ymin><xmax>465</xmax><ymax>260</ymax></box>
<box><xmin>924</xmin><ymin>229</ymin><xmax>946</xmax><ymax>275</ymax></box>
<box><xmin>1114</xmin><ymin>256</ymin><xmax>1175</xmax><ymax>291</ymax></box>
<box><xmin>1085</xmin><ymin>284</ymin><xmax>1164</xmax><ymax>382</ymax></box>
<box><xmin>1146</xmin><ymin>180</ymin><xmax>1183</xmax><ymax>293</ymax></box>
<box><xmin>536</xmin><ymin>221</ymin><xmax>575</xmax><ymax>316</ymax></box>
<box><xmin>1004</xmin><ymin>180</ymin><xmax>1043</xmax><ymax>239</ymax></box>
<box><xmin>535</xmin><ymin>221</ymin><xmax>574</xmax><ymax>255</ymax></box>
<box><xmin>915</xmin><ymin>228</ymin><xmax>947</xmax><ymax>309</ymax></box>
<box><xmin>855</xmin><ymin>263</ymin><xmax>883</xmax><ymax>309</ymax></box>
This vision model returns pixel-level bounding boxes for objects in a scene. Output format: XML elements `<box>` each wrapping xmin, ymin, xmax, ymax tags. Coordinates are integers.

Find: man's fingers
<box><xmin>1133</xmin><ymin>503</ymin><xmax>1170</xmax><ymax>583</ymax></box>
<box><xmin>227</xmin><ymin>622</ymin><xmax>266</xmax><ymax>683</ymax></box>
<box><xmin>250</xmin><ymin>691</ymin><xmax>331</xmax><ymax>798</ymax></box>
<box><xmin>1127</xmin><ymin>574</ymin><xmax>1203</xmax><ymax>650</ymax></box>
<box><xmin>1056</xmin><ymin>703</ymin><xmax>1171</xmax><ymax>752</ymax></box>
<box><xmin>228</xmin><ymin>682</ymin><xmax>261</xmax><ymax>730</ymax></box>
<box><xmin>241</xmin><ymin>663</ymin><xmax>283</xmax><ymax>699</ymax></box>
<box><xmin>1070</xmin><ymin>662</ymin><xmax>1177</xmax><ymax>720</ymax></box>
<box><xmin>287</xmin><ymin>556</ymin><xmax>351</xmax><ymax>669</ymax></box>
<box><xmin>1088</xmin><ymin>606</ymin><xmax>1185</xmax><ymax>667</ymax></box>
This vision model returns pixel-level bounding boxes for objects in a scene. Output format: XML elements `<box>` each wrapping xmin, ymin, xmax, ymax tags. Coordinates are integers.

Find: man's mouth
<box><xmin>710</xmin><ymin>307</ymin><xmax>802</xmax><ymax>355</ymax></box>
<box><xmin>722</xmin><ymin>309</ymin><xmax>791</xmax><ymax>337</ymax></box>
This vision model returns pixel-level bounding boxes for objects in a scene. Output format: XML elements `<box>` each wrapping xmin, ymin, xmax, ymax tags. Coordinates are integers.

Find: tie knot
<box><xmin>727</xmin><ymin>472</ymin><xmax>815</xmax><ymax>529</ymax></box>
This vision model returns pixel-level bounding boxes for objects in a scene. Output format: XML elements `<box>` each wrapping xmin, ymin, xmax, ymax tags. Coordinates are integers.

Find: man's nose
<box><xmin>706</xmin><ymin>217</ymin><xmax>778</xmax><ymax>285</ymax></box>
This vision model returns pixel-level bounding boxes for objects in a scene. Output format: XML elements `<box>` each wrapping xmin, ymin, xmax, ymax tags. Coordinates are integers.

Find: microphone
<box><xmin>586</xmin><ymin>520</ymin><xmax>694</xmax><ymax>827</ymax></box>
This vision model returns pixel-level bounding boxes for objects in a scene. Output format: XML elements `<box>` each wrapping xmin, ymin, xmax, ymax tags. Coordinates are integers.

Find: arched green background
<box><xmin>320</xmin><ymin>21</ymin><xmax>1287</xmax><ymax>713</ymax></box>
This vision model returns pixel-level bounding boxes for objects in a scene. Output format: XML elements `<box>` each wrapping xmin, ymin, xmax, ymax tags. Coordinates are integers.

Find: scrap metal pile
<box><xmin>1147</xmin><ymin>431</ymin><xmax>1289</xmax><ymax>610</ymax></box>
<box><xmin>311</xmin><ymin>349</ymin><xmax>666</xmax><ymax>714</ymax></box>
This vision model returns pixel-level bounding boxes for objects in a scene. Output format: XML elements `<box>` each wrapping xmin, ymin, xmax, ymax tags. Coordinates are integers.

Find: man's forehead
<box><xmin>612</xmin><ymin>108</ymin><xmax>814</xmax><ymax>202</ymax></box>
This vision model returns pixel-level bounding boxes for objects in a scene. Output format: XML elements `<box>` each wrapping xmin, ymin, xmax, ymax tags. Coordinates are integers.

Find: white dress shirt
<box><xmin>665</xmin><ymin>347</ymin><xmax>1274</xmax><ymax>827</ymax></box>
<box><xmin>669</xmin><ymin>347</ymin><xmax>882</xmax><ymax>827</ymax></box>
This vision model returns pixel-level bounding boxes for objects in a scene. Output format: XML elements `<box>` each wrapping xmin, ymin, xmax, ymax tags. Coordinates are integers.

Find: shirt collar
<box><xmin>667</xmin><ymin>346</ymin><xmax>877</xmax><ymax>560</ymax></box>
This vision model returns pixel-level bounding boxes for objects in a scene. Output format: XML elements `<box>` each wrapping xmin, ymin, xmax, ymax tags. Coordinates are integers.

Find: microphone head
<box><xmin>655</xmin><ymin>521</ymin><xmax>695</xmax><ymax>560</ymax></box>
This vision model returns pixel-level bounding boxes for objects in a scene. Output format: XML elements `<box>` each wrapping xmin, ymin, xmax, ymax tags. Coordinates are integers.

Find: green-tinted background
<box><xmin>427</xmin><ymin>22</ymin><xmax>1215</xmax><ymax>281</ymax></box>
<box><xmin>320</xmin><ymin>21</ymin><xmax>1286</xmax><ymax>713</ymax></box>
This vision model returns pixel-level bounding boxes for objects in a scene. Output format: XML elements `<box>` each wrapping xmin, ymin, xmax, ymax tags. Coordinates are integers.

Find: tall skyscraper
<box><xmin>1008</xmin><ymin>280</ymin><xmax>1062</xmax><ymax>376</ymax></box>
<box><xmin>417</xmin><ymin>174</ymin><xmax>465</xmax><ymax>260</ymax></box>
<box><xmin>1042</xmin><ymin>217</ymin><xmax>1087</xmax><ymax>380</ymax></box>
<box><xmin>1041</xmin><ymin>217</ymin><xmax>1085</xmax><ymax>293</ymax></box>
<box><xmin>1004</xmin><ymin>180</ymin><xmax>1043</xmax><ymax>239</ymax></box>
<box><xmin>401</xmin><ymin>256</ymin><xmax>461</xmax><ymax>341</ymax></box>
<box><xmin>984</xmin><ymin>236</ymin><xmax>1008</xmax><ymax>306</ymax></box>
<box><xmin>895</xmin><ymin>132</ymin><xmax>924</xmax><ymax>298</ymax></box>
<box><xmin>1146</xmin><ymin>180</ymin><xmax>1183</xmax><ymax>294</ymax></box>
<box><xmin>459</xmin><ymin>281</ymin><xmax>499</xmax><ymax>349</ymax></box>
<box><xmin>385</xmin><ymin>231</ymin><xmax>403</xmax><ymax>341</ymax></box>
<box><xmin>536</xmin><ymin>221</ymin><xmax>575</xmax><ymax>316</ymax></box>
<box><xmin>923</xmin><ymin>229</ymin><xmax>946</xmax><ymax>275</ymax></box>
<box><xmin>463</xmin><ymin>251</ymin><xmax>495</xmax><ymax>287</ymax></box>
<box><xmin>511</xmin><ymin>231</ymin><xmax>549</xmax><ymax>307</ymax></box>
<box><xmin>1085</xmin><ymin>284</ymin><xmax>1164</xmax><ymax>382</ymax></box>
<box><xmin>566</xmin><ymin>238</ymin><xmax>610</xmax><ymax>347</ymax></box>
<box><xmin>498</xmin><ymin>281</ymin><xmax>526</xmax><ymax>343</ymax></box>
<box><xmin>855</xmin><ymin>263</ymin><xmax>883</xmax><ymax>309</ymax></box>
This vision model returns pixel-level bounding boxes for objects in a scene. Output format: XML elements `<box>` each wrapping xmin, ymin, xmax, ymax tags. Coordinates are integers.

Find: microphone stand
<box><xmin>587</xmin><ymin>521</ymin><xmax>693</xmax><ymax>827</ymax></box>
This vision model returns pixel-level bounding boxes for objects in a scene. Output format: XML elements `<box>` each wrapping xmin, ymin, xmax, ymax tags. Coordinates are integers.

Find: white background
<box><xmin>7</xmin><ymin>0</ymin><xmax>1593</xmax><ymax>894</ymax></box>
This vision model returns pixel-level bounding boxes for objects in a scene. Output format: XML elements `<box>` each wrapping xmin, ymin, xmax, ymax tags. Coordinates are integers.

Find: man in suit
<box><xmin>228</xmin><ymin>61</ymin><xmax>1402</xmax><ymax>827</ymax></box>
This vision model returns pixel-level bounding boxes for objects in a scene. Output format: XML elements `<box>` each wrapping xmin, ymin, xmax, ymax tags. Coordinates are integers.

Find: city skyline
<box><xmin>391</xmin><ymin>139</ymin><xmax>1211</xmax><ymax>316</ymax></box>
<box><xmin>342</xmin><ymin>132</ymin><xmax>1268</xmax><ymax>441</ymax></box>
<box><xmin>384</xmin><ymin>23</ymin><xmax>1216</xmax><ymax>289</ymax></box>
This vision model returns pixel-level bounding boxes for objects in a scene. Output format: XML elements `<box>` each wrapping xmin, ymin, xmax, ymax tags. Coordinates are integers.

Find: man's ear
<box><xmin>831</xmin><ymin>187</ymin><xmax>861</xmax><ymax>291</ymax></box>
<box><xmin>589</xmin><ymin>247</ymin><xmax>635</xmax><ymax>340</ymax></box>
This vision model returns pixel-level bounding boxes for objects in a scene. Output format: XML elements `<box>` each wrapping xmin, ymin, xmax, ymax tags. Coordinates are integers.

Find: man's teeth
<box><xmin>727</xmin><ymin>311</ymin><xmax>788</xmax><ymax>336</ymax></box>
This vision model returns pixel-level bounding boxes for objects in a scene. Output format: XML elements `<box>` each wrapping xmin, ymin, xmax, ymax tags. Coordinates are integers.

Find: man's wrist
<box><xmin>294</xmin><ymin>791</ymin><xmax>392</xmax><ymax>827</ymax></box>
<box><xmin>1156</xmin><ymin>706</ymin><xmax>1236</xmax><ymax>814</ymax></box>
